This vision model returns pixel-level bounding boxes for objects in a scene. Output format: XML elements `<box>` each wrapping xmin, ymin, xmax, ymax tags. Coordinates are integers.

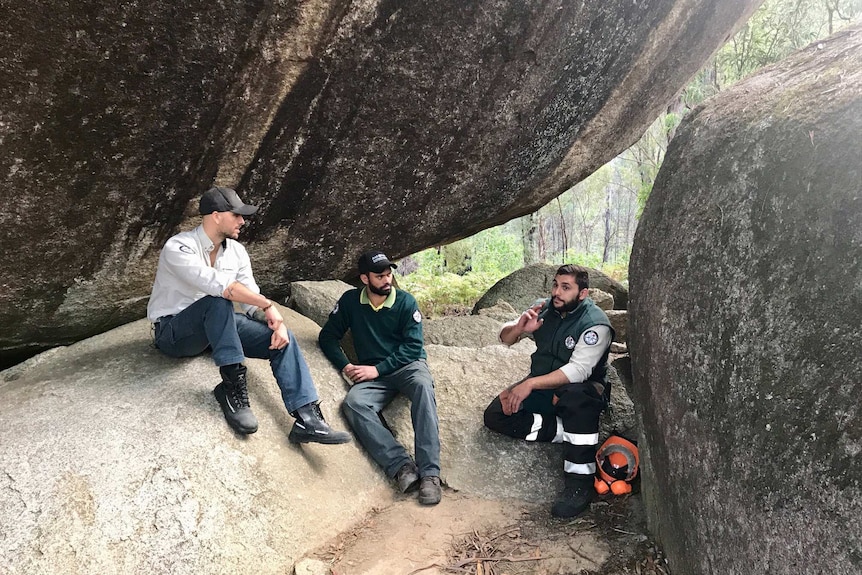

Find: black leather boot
<box><xmin>213</xmin><ymin>364</ymin><xmax>259</xmax><ymax>434</ymax></box>
<box><xmin>551</xmin><ymin>475</ymin><xmax>594</xmax><ymax>518</ymax></box>
<box><xmin>288</xmin><ymin>402</ymin><xmax>352</xmax><ymax>444</ymax></box>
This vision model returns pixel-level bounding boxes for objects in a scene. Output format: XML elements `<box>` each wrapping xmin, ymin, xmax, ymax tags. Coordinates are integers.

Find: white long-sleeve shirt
<box><xmin>147</xmin><ymin>225</ymin><xmax>260</xmax><ymax>321</ymax></box>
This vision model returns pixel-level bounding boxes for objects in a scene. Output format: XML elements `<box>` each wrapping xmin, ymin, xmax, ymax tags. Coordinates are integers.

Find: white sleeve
<box><xmin>559</xmin><ymin>325</ymin><xmax>612</xmax><ymax>383</ymax></box>
<box><xmin>161</xmin><ymin>237</ymin><xmax>233</xmax><ymax>297</ymax></box>
<box><xmin>228</xmin><ymin>243</ymin><xmax>260</xmax><ymax>315</ymax></box>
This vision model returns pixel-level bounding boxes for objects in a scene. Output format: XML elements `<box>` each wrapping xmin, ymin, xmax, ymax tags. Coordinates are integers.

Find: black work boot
<box><xmin>418</xmin><ymin>476</ymin><xmax>442</xmax><ymax>505</ymax></box>
<box><xmin>288</xmin><ymin>402</ymin><xmax>352</xmax><ymax>444</ymax></box>
<box><xmin>551</xmin><ymin>476</ymin><xmax>594</xmax><ymax>518</ymax></box>
<box><xmin>213</xmin><ymin>364</ymin><xmax>259</xmax><ymax>434</ymax></box>
<box><xmin>395</xmin><ymin>462</ymin><xmax>420</xmax><ymax>493</ymax></box>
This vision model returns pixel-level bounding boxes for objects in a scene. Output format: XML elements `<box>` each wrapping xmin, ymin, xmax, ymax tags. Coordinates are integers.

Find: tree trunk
<box><xmin>521</xmin><ymin>212</ymin><xmax>542</xmax><ymax>265</ymax></box>
<box><xmin>602</xmin><ymin>189</ymin><xmax>612</xmax><ymax>264</ymax></box>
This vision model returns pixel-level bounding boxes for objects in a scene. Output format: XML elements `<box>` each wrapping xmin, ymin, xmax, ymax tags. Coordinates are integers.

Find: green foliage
<box><xmin>470</xmin><ymin>226</ymin><xmax>524</xmax><ymax>275</ymax></box>
<box><xmin>663</xmin><ymin>112</ymin><xmax>682</xmax><ymax>135</ymax></box>
<box><xmin>715</xmin><ymin>0</ymin><xmax>861</xmax><ymax>88</ymax></box>
<box><xmin>601</xmin><ymin>250</ymin><xmax>630</xmax><ymax>283</ymax></box>
<box><xmin>399</xmin><ymin>270</ymin><xmax>501</xmax><ymax>317</ymax></box>
<box><xmin>401</xmin><ymin>228</ymin><xmax>523</xmax><ymax>315</ymax></box>
<box><xmin>616</xmin><ymin>114</ymin><xmax>670</xmax><ymax>216</ymax></box>
<box><xmin>441</xmin><ymin>241</ymin><xmax>472</xmax><ymax>275</ymax></box>
<box><xmin>563</xmin><ymin>248</ymin><xmax>630</xmax><ymax>283</ymax></box>
<box><xmin>411</xmin><ymin>247</ymin><xmax>446</xmax><ymax>273</ymax></box>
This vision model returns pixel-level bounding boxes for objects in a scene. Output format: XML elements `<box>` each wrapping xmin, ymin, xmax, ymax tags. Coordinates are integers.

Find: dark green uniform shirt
<box><xmin>319</xmin><ymin>287</ymin><xmax>426</xmax><ymax>376</ymax></box>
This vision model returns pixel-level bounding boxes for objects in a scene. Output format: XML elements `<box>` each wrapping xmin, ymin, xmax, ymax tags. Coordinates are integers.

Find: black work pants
<box><xmin>484</xmin><ymin>383</ymin><xmax>606</xmax><ymax>485</ymax></box>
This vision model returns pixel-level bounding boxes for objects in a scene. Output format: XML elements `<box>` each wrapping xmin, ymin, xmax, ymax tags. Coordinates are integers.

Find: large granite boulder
<box><xmin>287</xmin><ymin>280</ymin><xmax>354</xmax><ymax>328</ymax></box>
<box><xmin>629</xmin><ymin>26</ymin><xmax>862</xmax><ymax>575</ymax></box>
<box><xmin>0</xmin><ymin>0</ymin><xmax>759</xmax><ymax>362</ymax></box>
<box><xmin>590</xmin><ymin>288</ymin><xmax>615</xmax><ymax>310</ymax></box>
<box><xmin>472</xmin><ymin>263</ymin><xmax>629</xmax><ymax>313</ymax></box>
<box><xmin>475</xmin><ymin>300</ymin><xmax>520</xmax><ymax>323</ymax></box>
<box><xmin>423</xmin><ymin>315</ymin><xmax>506</xmax><ymax>348</ymax></box>
<box><xmin>0</xmin><ymin>1</ymin><xmax>320</xmax><ymax>367</ymax></box>
<box><xmin>606</xmin><ymin>310</ymin><xmax>628</xmax><ymax>343</ymax></box>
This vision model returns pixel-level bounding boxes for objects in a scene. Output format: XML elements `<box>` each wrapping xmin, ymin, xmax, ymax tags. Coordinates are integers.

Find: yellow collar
<box><xmin>360</xmin><ymin>287</ymin><xmax>397</xmax><ymax>311</ymax></box>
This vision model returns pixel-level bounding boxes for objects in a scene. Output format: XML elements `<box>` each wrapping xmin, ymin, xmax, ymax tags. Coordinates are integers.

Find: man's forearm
<box><xmin>499</xmin><ymin>323</ymin><xmax>524</xmax><ymax>346</ymax></box>
<box><xmin>319</xmin><ymin>338</ymin><xmax>350</xmax><ymax>371</ymax></box>
<box><xmin>223</xmin><ymin>281</ymin><xmax>271</xmax><ymax>309</ymax></box>
<box><xmin>524</xmin><ymin>369</ymin><xmax>571</xmax><ymax>390</ymax></box>
<box><xmin>375</xmin><ymin>343</ymin><xmax>423</xmax><ymax>376</ymax></box>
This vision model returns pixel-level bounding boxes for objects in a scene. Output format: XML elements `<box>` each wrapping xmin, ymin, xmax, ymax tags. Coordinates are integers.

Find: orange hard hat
<box><xmin>596</xmin><ymin>435</ymin><xmax>639</xmax><ymax>485</ymax></box>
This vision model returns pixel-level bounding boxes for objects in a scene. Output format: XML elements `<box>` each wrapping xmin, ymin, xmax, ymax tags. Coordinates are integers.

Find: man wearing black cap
<box><xmin>147</xmin><ymin>186</ymin><xmax>350</xmax><ymax>445</ymax></box>
<box><xmin>318</xmin><ymin>250</ymin><xmax>442</xmax><ymax>505</ymax></box>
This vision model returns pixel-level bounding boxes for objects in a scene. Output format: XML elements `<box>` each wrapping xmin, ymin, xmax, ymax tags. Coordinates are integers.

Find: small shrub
<box><xmin>399</xmin><ymin>270</ymin><xmax>501</xmax><ymax>318</ymax></box>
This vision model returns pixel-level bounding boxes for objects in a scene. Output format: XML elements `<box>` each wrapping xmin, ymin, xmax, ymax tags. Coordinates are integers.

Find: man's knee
<box><xmin>483</xmin><ymin>396</ymin><xmax>507</xmax><ymax>433</ymax></box>
<box><xmin>342</xmin><ymin>387</ymin><xmax>368</xmax><ymax>416</ymax></box>
<box><xmin>340</xmin><ymin>398</ymin><xmax>355</xmax><ymax>418</ymax></box>
<box><xmin>411</xmin><ymin>376</ymin><xmax>435</xmax><ymax>400</ymax></box>
<box><xmin>554</xmin><ymin>383</ymin><xmax>606</xmax><ymax>419</ymax></box>
<box><xmin>399</xmin><ymin>363</ymin><xmax>435</xmax><ymax>397</ymax></box>
<box><xmin>200</xmin><ymin>295</ymin><xmax>234</xmax><ymax>312</ymax></box>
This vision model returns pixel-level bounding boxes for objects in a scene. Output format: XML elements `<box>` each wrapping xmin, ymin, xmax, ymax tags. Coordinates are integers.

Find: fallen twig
<box><xmin>567</xmin><ymin>542</ymin><xmax>600</xmax><ymax>565</ymax></box>
<box><xmin>407</xmin><ymin>563</ymin><xmax>446</xmax><ymax>575</ymax></box>
<box><xmin>450</xmin><ymin>555</ymin><xmax>549</xmax><ymax>569</ymax></box>
<box><xmin>486</xmin><ymin>526</ymin><xmax>521</xmax><ymax>542</ymax></box>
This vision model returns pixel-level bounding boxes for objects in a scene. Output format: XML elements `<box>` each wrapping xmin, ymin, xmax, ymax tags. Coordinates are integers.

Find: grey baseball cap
<box><xmin>199</xmin><ymin>186</ymin><xmax>259</xmax><ymax>216</ymax></box>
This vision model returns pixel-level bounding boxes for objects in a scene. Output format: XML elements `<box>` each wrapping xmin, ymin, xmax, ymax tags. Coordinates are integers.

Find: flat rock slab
<box><xmin>0</xmin><ymin>307</ymin><xmax>637</xmax><ymax>574</ymax></box>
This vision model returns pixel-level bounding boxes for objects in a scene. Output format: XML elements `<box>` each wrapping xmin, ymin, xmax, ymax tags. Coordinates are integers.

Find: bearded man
<box><xmin>484</xmin><ymin>265</ymin><xmax>614</xmax><ymax>518</ymax></box>
<box><xmin>319</xmin><ymin>250</ymin><xmax>442</xmax><ymax>505</ymax></box>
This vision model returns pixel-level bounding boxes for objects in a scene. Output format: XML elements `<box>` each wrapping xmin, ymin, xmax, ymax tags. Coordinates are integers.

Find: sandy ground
<box><xmin>297</xmin><ymin>483</ymin><xmax>670</xmax><ymax>575</ymax></box>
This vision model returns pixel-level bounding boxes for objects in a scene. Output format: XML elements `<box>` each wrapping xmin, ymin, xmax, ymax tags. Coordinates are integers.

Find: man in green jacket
<box><xmin>319</xmin><ymin>250</ymin><xmax>442</xmax><ymax>505</ymax></box>
<box><xmin>484</xmin><ymin>265</ymin><xmax>614</xmax><ymax>518</ymax></box>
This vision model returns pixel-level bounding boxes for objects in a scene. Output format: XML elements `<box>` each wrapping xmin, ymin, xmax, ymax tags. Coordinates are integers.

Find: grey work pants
<box><xmin>341</xmin><ymin>360</ymin><xmax>441</xmax><ymax>478</ymax></box>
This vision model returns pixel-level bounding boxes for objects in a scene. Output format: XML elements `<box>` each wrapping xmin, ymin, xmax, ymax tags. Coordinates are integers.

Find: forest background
<box><xmin>397</xmin><ymin>0</ymin><xmax>861</xmax><ymax>316</ymax></box>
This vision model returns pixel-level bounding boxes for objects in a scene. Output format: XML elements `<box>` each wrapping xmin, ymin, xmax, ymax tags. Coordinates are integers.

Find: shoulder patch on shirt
<box><xmin>178</xmin><ymin>244</ymin><xmax>196</xmax><ymax>255</ymax></box>
<box><xmin>413</xmin><ymin>309</ymin><xmax>422</xmax><ymax>323</ymax></box>
<box><xmin>565</xmin><ymin>335</ymin><xmax>576</xmax><ymax>349</ymax></box>
<box><xmin>331</xmin><ymin>302</ymin><xmax>339</xmax><ymax>315</ymax></box>
<box><xmin>583</xmin><ymin>330</ymin><xmax>599</xmax><ymax>346</ymax></box>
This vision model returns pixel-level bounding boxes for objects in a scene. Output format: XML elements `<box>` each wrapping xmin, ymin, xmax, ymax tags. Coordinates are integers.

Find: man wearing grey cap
<box><xmin>319</xmin><ymin>250</ymin><xmax>442</xmax><ymax>505</ymax></box>
<box><xmin>147</xmin><ymin>186</ymin><xmax>350</xmax><ymax>444</ymax></box>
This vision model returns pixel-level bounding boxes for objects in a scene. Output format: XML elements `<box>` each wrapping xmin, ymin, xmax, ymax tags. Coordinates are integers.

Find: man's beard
<box><xmin>553</xmin><ymin>297</ymin><xmax>582</xmax><ymax>313</ymax></box>
<box><xmin>368</xmin><ymin>283</ymin><xmax>391</xmax><ymax>296</ymax></box>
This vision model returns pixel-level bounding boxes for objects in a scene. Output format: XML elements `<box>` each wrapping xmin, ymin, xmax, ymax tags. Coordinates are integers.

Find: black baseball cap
<box><xmin>358</xmin><ymin>250</ymin><xmax>398</xmax><ymax>274</ymax></box>
<box><xmin>199</xmin><ymin>186</ymin><xmax>259</xmax><ymax>216</ymax></box>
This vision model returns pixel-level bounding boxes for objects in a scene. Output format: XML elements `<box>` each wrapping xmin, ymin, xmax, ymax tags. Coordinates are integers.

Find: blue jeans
<box><xmin>154</xmin><ymin>296</ymin><xmax>318</xmax><ymax>412</ymax></box>
<box><xmin>341</xmin><ymin>360</ymin><xmax>440</xmax><ymax>478</ymax></box>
